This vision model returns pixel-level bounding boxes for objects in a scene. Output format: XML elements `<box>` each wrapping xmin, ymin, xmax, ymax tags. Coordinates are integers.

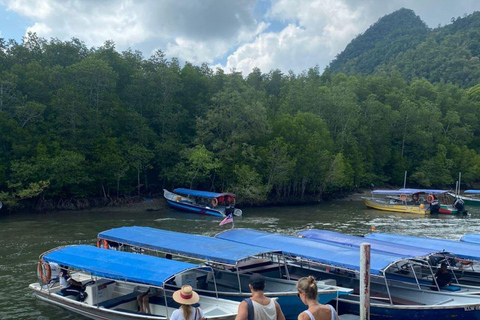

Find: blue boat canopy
<box><xmin>460</xmin><ymin>234</ymin><xmax>480</xmax><ymax>244</ymax></box>
<box><xmin>216</xmin><ymin>229</ymin><xmax>409</xmax><ymax>275</ymax></box>
<box><xmin>464</xmin><ymin>190</ymin><xmax>480</xmax><ymax>194</ymax></box>
<box><xmin>366</xmin><ymin>233</ymin><xmax>480</xmax><ymax>261</ymax></box>
<box><xmin>298</xmin><ymin>229</ymin><xmax>439</xmax><ymax>258</ymax></box>
<box><xmin>98</xmin><ymin>226</ymin><xmax>280</xmax><ymax>266</ymax></box>
<box><xmin>173</xmin><ymin>188</ymin><xmax>235</xmax><ymax>199</ymax></box>
<box><xmin>43</xmin><ymin>245</ymin><xmax>203</xmax><ymax>287</ymax></box>
<box><xmin>371</xmin><ymin>188</ymin><xmax>449</xmax><ymax>195</ymax></box>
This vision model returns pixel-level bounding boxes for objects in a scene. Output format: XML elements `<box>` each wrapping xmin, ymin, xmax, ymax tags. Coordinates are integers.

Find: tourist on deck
<box><xmin>296</xmin><ymin>276</ymin><xmax>340</xmax><ymax>320</ymax></box>
<box><xmin>171</xmin><ymin>285</ymin><xmax>205</xmax><ymax>320</ymax></box>
<box><xmin>235</xmin><ymin>273</ymin><xmax>285</xmax><ymax>320</ymax></box>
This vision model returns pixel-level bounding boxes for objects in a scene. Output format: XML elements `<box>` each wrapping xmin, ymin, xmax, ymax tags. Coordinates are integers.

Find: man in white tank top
<box><xmin>235</xmin><ymin>273</ymin><xmax>286</xmax><ymax>320</ymax></box>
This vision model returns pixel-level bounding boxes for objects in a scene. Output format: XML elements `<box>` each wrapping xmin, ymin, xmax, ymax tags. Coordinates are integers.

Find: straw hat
<box><xmin>173</xmin><ymin>285</ymin><xmax>199</xmax><ymax>305</ymax></box>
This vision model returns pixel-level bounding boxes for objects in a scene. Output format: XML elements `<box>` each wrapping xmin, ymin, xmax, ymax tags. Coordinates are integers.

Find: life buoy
<box><xmin>442</xmin><ymin>195</ymin><xmax>450</xmax><ymax>204</ymax></box>
<box><xmin>231</xmin><ymin>197</ymin><xmax>236</xmax><ymax>206</ymax></box>
<box><xmin>399</xmin><ymin>194</ymin><xmax>408</xmax><ymax>202</ymax></box>
<box><xmin>426</xmin><ymin>194</ymin><xmax>434</xmax><ymax>204</ymax></box>
<box><xmin>212</xmin><ymin>198</ymin><xmax>218</xmax><ymax>207</ymax></box>
<box><xmin>37</xmin><ymin>259</ymin><xmax>51</xmax><ymax>283</ymax></box>
<box><xmin>412</xmin><ymin>193</ymin><xmax>419</xmax><ymax>202</ymax></box>
<box><xmin>97</xmin><ymin>239</ymin><xmax>108</xmax><ymax>249</ymax></box>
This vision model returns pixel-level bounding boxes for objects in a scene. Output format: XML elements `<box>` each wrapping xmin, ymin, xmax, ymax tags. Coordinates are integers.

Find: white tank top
<box><xmin>252</xmin><ymin>299</ymin><xmax>276</xmax><ymax>320</ymax></box>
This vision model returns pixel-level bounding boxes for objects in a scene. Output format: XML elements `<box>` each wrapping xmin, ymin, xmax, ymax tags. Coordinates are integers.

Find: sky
<box><xmin>1</xmin><ymin>0</ymin><xmax>480</xmax><ymax>76</ymax></box>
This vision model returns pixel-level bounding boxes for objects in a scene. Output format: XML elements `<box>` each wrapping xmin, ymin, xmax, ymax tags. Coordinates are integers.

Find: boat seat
<box><xmin>441</xmin><ymin>285</ymin><xmax>461</xmax><ymax>291</ymax></box>
<box><xmin>98</xmin><ymin>291</ymin><xmax>141</xmax><ymax>309</ymax></box>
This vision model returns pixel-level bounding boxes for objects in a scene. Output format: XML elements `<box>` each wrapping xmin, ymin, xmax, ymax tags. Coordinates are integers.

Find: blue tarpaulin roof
<box><xmin>43</xmin><ymin>245</ymin><xmax>202</xmax><ymax>287</ymax></box>
<box><xmin>464</xmin><ymin>190</ymin><xmax>480</xmax><ymax>194</ymax></box>
<box><xmin>366</xmin><ymin>233</ymin><xmax>480</xmax><ymax>261</ymax></box>
<box><xmin>98</xmin><ymin>226</ymin><xmax>279</xmax><ymax>265</ymax></box>
<box><xmin>460</xmin><ymin>234</ymin><xmax>480</xmax><ymax>244</ymax></box>
<box><xmin>215</xmin><ymin>229</ymin><xmax>407</xmax><ymax>275</ymax></box>
<box><xmin>298</xmin><ymin>229</ymin><xmax>438</xmax><ymax>258</ymax></box>
<box><xmin>173</xmin><ymin>188</ymin><xmax>235</xmax><ymax>199</ymax></box>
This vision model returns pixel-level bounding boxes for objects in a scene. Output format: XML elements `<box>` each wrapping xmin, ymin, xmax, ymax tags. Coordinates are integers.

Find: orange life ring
<box><xmin>399</xmin><ymin>194</ymin><xmax>408</xmax><ymax>202</ymax></box>
<box><xmin>231</xmin><ymin>197</ymin><xmax>236</xmax><ymax>206</ymax></box>
<box><xmin>37</xmin><ymin>259</ymin><xmax>51</xmax><ymax>283</ymax></box>
<box><xmin>212</xmin><ymin>198</ymin><xmax>218</xmax><ymax>207</ymax></box>
<box><xmin>442</xmin><ymin>195</ymin><xmax>450</xmax><ymax>204</ymax></box>
<box><xmin>97</xmin><ymin>239</ymin><xmax>108</xmax><ymax>249</ymax></box>
<box><xmin>426</xmin><ymin>194</ymin><xmax>434</xmax><ymax>204</ymax></box>
<box><xmin>412</xmin><ymin>193</ymin><xmax>419</xmax><ymax>202</ymax></box>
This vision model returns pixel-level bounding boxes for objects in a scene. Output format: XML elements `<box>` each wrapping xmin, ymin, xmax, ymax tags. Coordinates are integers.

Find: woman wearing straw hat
<box><xmin>171</xmin><ymin>285</ymin><xmax>205</xmax><ymax>320</ymax></box>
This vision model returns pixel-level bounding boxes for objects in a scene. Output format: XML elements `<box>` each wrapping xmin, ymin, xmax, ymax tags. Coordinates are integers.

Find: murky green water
<box><xmin>2</xmin><ymin>198</ymin><xmax>480</xmax><ymax>319</ymax></box>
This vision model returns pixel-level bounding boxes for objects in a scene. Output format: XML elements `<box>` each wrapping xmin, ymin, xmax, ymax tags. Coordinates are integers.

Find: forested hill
<box><xmin>2</xmin><ymin>33</ymin><xmax>480</xmax><ymax>212</ymax></box>
<box><xmin>329</xmin><ymin>8</ymin><xmax>480</xmax><ymax>88</ymax></box>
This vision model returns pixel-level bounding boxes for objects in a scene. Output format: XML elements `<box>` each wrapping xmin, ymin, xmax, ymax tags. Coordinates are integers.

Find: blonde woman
<box><xmin>296</xmin><ymin>276</ymin><xmax>340</xmax><ymax>320</ymax></box>
<box><xmin>171</xmin><ymin>285</ymin><xmax>205</xmax><ymax>320</ymax></box>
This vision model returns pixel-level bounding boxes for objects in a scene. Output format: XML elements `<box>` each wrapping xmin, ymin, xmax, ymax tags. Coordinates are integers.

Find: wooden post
<box><xmin>360</xmin><ymin>243</ymin><xmax>371</xmax><ymax>320</ymax></box>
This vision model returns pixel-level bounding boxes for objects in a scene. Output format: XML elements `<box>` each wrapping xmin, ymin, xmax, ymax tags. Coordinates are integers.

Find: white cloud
<box><xmin>223</xmin><ymin>0</ymin><xmax>366</xmax><ymax>75</ymax></box>
<box><xmin>3</xmin><ymin>0</ymin><xmax>263</xmax><ymax>64</ymax></box>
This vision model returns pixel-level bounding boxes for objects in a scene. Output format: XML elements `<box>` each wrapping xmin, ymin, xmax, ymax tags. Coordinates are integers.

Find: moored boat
<box><xmin>163</xmin><ymin>188</ymin><xmax>242</xmax><ymax>217</ymax></box>
<box><xmin>30</xmin><ymin>245</ymin><xmax>240</xmax><ymax>320</ymax></box>
<box><xmin>299</xmin><ymin>229</ymin><xmax>480</xmax><ymax>290</ymax></box>
<box><xmin>97</xmin><ymin>226</ymin><xmax>353</xmax><ymax>319</ymax></box>
<box><xmin>216</xmin><ymin>229</ymin><xmax>480</xmax><ymax>320</ymax></box>
<box><xmin>451</xmin><ymin>190</ymin><xmax>480</xmax><ymax>206</ymax></box>
<box><xmin>363</xmin><ymin>188</ymin><xmax>464</xmax><ymax>215</ymax></box>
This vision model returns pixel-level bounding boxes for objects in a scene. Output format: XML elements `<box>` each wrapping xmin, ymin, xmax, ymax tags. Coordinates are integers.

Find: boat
<box><xmin>448</xmin><ymin>190</ymin><xmax>480</xmax><ymax>206</ymax></box>
<box><xmin>462</xmin><ymin>234</ymin><xmax>480</xmax><ymax>244</ymax></box>
<box><xmin>216</xmin><ymin>229</ymin><xmax>480</xmax><ymax>320</ymax></box>
<box><xmin>163</xmin><ymin>188</ymin><xmax>242</xmax><ymax>217</ymax></box>
<box><xmin>362</xmin><ymin>188</ymin><xmax>463</xmax><ymax>215</ymax></box>
<box><xmin>97</xmin><ymin>226</ymin><xmax>353</xmax><ymax>319</ymax></box>
<box><xmin>366</xmin><ymin>233</ymin><xmax>480</xmax><ymax>262</ymax></box>
<box><xmin>298</xmin><ymin>229</ymin><xmax>480</xmax><ymax>290</ymax></box>
<box><xmin>30</xmin><ymin>245</ymin><xmax>240</xmax><ymax>320</ymax></box>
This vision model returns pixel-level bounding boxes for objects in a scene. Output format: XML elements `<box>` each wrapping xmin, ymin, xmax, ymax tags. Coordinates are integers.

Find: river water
<box><xmin>2</xmin><ymin>197</ymin><xmax>480</xmax><ymax>319</ymax></box>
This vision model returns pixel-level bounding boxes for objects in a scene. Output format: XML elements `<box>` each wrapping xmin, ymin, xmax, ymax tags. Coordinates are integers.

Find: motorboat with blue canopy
<box><xmin>163</xmin><ymin>188</ymin><xmax>242</xmax><ymax>218</ymax></box>
<box><xmin>453</xmin><ymin>190</ymin><xmax>480</xmax><ymax>206</ymax></box>
<box><xmin>363</xmin><ymin>188</ymin><xmax>462</xmax><ymax>215</ymax></box>
<box><xmin>30</xmin><ymin>245</ymin><xmax>240</xmax><ymax>320</ymax></box>
<box><xmin>461</xmin><ymin>234</ymin><xmax>480</xmax><ymax>244</ymax></box>
<box><xmin>97</xmin><ymin>226</ymin><xmax>353</xmax><ymax>319</ymax></box>
<box><xmin>216</xmin><ymin>229</ymin><xmax>480</xmax><ymax>320</ymax></box>
<box><xmin>297</xmin><ymin>229</ymin><xmax>480</xmax><ymax>291</ymax></box>
<box><xmin>366</xmin><ymin>233</ymin><xmax>480</xmax><ymax>261</ymax></box>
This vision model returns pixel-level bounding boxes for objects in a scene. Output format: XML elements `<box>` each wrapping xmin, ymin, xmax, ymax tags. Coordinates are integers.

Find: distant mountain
<box><xmin>329</xmin><ymin>8</ymin><xmax>480</xmax><ymax>88</ymax></box>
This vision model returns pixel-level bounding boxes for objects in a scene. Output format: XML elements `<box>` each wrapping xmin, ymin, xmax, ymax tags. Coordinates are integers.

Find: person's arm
<box><xmin>235</xmin><ymin>300</ymin><xmax>249</xmax><ymax>320</ymax></box>
<box><xmin>275</xmin><ymin>300</ymin><xmax>286</xmax><ymax>320</ymax></box>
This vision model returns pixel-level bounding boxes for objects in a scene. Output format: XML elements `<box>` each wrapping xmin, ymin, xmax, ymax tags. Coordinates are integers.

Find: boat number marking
<box><xmin>465</xmin><ymin>306</ymin><xmax>480</xmax><ymax>311</ymax></box>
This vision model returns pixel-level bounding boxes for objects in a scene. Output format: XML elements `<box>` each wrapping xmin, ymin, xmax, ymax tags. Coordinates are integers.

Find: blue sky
<box><xmin>1</xmin><ymin>0</ymin><xmax>480</xmax><ymax>75</ymax></box>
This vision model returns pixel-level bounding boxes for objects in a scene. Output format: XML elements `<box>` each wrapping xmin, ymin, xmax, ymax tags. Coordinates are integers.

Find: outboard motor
<box><xmin>430</xmin><ymin>199</ymin><xmax>440</xmax><ymax>214</ymax></box>
<box><xmin>454</xmin><ymin>198</ymin><xmax>469</xmax><ymax>215</ymax></box>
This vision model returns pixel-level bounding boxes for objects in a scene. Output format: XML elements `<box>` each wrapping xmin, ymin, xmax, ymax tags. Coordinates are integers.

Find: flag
<box><xmin>219</xmin><ymin>213</ymin><xmax>233</xmax><ymax>226</ymax></box>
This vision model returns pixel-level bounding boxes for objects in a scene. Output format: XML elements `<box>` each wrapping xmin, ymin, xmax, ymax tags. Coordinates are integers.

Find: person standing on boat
<box><xmin>235</xmin><ymin>273</ymin><xmax>286</xmax><ymax>320</ymax></box>
<box><xmin>296</xmin><ymin>276</ymin><xmax>340</xmax><ymax>320</ymax></box>
<box><xmin>137</xmin><ymin>287</ymin><xmax>163</xmax><ymax>314</ymax></box>
<box><xmin>171</xmin><ymin>285</ymin><xmax>205</xmax><ymax>320</ymax></box>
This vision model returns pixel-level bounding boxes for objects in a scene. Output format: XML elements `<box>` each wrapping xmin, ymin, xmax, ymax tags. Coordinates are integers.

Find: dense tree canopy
<box><xmin>1</xmin><ymin>32</ymin><xmax>480</xmax><ymax>211</ymax></box>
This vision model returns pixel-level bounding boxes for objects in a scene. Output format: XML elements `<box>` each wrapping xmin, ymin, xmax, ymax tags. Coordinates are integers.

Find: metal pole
<box><xmin>360</xmin><ymin>243</ymin><xmax>370</xmax><ymax>320</ymax></box>
<box><xmin>403</xmin><ymin>171</ymin><xmax>407</xmax><ymax>189</ymax></box>
<box><xmin>458</xmin><ymin>172</ymin><xmax>462</xmax><ymax>195</ymax></box>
